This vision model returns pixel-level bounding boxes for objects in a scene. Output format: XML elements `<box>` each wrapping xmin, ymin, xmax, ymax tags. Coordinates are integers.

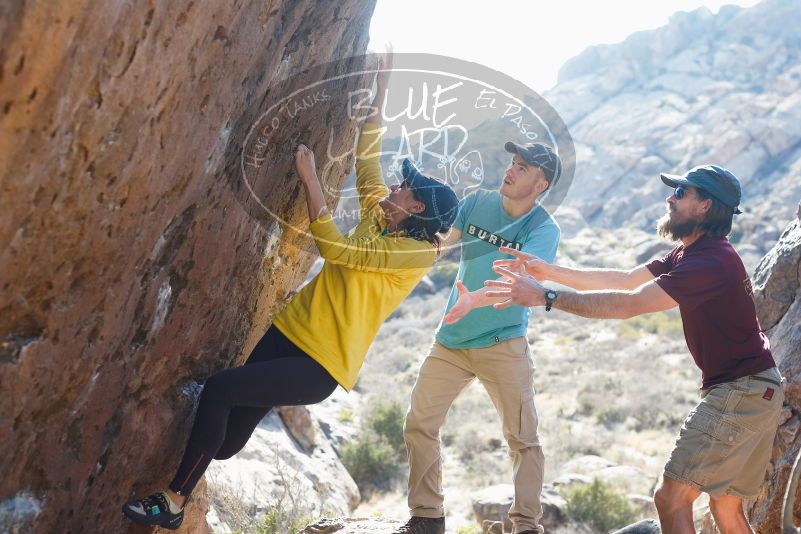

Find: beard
<box><xmin>657</xmin><ymin>211</ymin><xmax>700</xmax><ymax>241</ymax></box>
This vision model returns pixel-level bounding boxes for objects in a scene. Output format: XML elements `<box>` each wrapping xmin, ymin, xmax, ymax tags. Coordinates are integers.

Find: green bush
<box><xmin>340</xmin><ymin>432</ymin><xmax>399</xmax><ymax>490</ymax></box>
<box><xmin>367</xmin><ymin>401</ymin><xmax>406</xmax><ymax>452</ymax></box>
<box><xmin>617</xmin><ymin>311</ymin><xmax>682</xmax><ymax>340</ymax></box>
<box><xmin>257</xmin><ymin>509</ymin><xmax>314</xmax><ymax>534</ymax></box>
<box><xmin>595</xmin><ymin>406</ymin><xmax>628</xmax><ymax>427</ymax></box>
<box><xmin>562</xmin><ymin>478</ymin><xmax>637</xmax><ymax>532</ymax></box>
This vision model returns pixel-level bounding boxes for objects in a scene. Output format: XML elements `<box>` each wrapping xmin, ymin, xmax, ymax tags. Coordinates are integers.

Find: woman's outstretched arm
<box><xmin>355</xmin><ymin>49</ymin><xmax>393</xmax><ymax>214</ymax></box>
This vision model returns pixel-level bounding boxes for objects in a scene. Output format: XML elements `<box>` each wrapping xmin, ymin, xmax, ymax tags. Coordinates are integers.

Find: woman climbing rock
<box><xmin>121</xmin><ymin>52</ymin><xmax>458</xmax><ymax>530</ymax></box>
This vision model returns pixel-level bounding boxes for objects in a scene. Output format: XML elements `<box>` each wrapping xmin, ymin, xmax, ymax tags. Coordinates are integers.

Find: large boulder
<box><xmin>470</xmin><ymin>483</ymin><xmax>566</xmax><ymax>532</ymax></box>
<box><xmin>0</xmin><ymin>1</ymin><xmax>376</xmax><ymax>532</ymax></box>
<box><xmin>206</xmin><ymin>411</ymin><xmax>359</xmax><ymax>532</ymax></box>
<box><xmin>612</xmin><ymin>519</ymin><xmax>661</xmax><ymax>534</ymax></box>
<box><xmin>743</xmin><ymin>202</ymin><xmax>801</xmax><ymax>532</ymax></box>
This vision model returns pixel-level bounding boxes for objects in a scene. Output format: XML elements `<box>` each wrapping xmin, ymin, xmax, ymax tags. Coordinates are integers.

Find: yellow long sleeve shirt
<box><xmin>272</xmin><ymin>125</ymin><xmax>436</xmax><ymax>390</ymax></box>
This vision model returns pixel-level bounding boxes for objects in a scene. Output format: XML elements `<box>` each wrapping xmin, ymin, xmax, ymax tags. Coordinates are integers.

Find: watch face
<box><xmin>546</xmin><ymin>290</ymin><xmax>557</xmax><ymax>299</ymax></box>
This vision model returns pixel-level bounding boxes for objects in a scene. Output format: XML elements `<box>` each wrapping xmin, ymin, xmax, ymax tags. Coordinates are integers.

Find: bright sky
<box><xmin>369</xmin><ymin>0</ymin><xmax>761</xmax><ymax>92</ymax></box>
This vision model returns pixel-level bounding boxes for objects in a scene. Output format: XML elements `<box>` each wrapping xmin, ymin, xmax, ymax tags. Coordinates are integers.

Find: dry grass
<box><xmin>206</xmin><ymin>453</ymin><xmax>325</xmax><ymax>534</ymax></box>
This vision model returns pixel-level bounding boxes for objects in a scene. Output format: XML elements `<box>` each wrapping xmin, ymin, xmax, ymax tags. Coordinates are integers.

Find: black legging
<box><xmin>168</xmin><ymin>326</ymin><xmax>338</xmax><ymax>496</ymax></box>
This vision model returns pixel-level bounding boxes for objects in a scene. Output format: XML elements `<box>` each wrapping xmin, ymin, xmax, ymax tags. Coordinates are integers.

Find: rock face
<box><xmin>744</xmin><ymin>203</ymin><xmax>801</xmax><ymax>533</ymax></box>
<box><xmin>0</xmin><ymin>2</ymin><xmax>376</xmax><ymax>533</ymax></box>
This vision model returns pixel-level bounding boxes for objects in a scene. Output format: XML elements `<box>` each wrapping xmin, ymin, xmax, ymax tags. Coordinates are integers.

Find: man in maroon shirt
<box><xmin>468</xmin><ymin>165</ymin><xmax>784</xmax><ymax>533</ymax></box>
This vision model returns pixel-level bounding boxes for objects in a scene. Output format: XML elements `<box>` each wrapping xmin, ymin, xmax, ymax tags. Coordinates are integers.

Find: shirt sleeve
<box><xmin>520</xmin><ymin>221</ymin><xmax>560</xmax><ymax>264</ymax></box>
<box><xmin>646</xmin><ymin>248</ymin><xmax>677</xmax><ymax>277</ymax></box>
<box><xmin>309</xmin><ymin>214</ymin><xmax>436</xmax><ymax>272</ymax></box>
<box><xmin>653</xmin><ymin>254</ymin><xmax>729</xmax><ymax>312</ymax></box>
<box><xmin>355</xmin><ymin>124</ymin><xmax>389</xmax><ymax>216</ymax></box>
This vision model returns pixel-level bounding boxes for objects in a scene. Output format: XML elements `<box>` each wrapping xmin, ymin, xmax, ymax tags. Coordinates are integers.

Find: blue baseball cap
<box><xmin>660</xmin><ymin>164</ymin><xmax>743</xmax><ymax>214</ymax></box>
<box><xmin>504</xmin><ymin>141</ymin><xmax>562</xmax><ymax>185</ymax></box>
<box><xmin>401</xmin><ymin>159</ymin><xmax>459</xmax><ymax>233</ymax></box>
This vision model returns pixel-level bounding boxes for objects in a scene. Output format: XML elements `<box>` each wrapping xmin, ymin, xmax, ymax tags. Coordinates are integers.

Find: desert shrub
<box><xmin>340</xmin><ymin>432</ymin><xmax>399</xmax><ymax>491</ymax></box>
<box><xmin>257</xmin><ymin>510</ymin><xmax>315</xmax><ymax>534</ymax></box>
<box><xmin>337</xmin><ymin>407</ymin><xmax>354</xmax><ymax>423</ymax></box>
<box><xmin>562</xmin><ymin>478</ymin><xmax>637</xmax><ymax>532</ymax></box>
<box><xmin>620</xmin><ymin>311</ymin><xmax>682</xmax><ymax>338</ymax></box>
<box><xmin>595</xmin><ymin>406</ymin><xmax>628</xmax><ymax>427</ymax></box>
<box><xmin>340</xmin><ymin>401</ymin><xmax>407</xmax><ymax>493</ymax></box>
<box><xmin>367</xmin><ymin>401</ymin><xmax>406</xmax><ymax>452</ymax></box>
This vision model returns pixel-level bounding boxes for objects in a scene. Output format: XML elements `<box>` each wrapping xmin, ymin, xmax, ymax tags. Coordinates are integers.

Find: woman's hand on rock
<box><xmin>295</xmin><ymin>144</ymin><xmax>318</xmax><ymax>184</ymax></box>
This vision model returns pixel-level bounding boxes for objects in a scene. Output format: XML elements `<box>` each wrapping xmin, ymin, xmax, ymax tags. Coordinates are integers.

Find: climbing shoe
<box><xmin>122</xmin><ymin>491</ymin><xmax>184</xmax><ymax>530</ymax></box>
<box><xmin>392</xmin><ymin>516</ymin><xmax>445</xmax><ymax>534</ymax></box>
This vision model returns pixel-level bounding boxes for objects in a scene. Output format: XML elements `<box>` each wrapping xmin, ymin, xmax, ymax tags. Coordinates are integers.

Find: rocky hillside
<box><xmin>0</xmin><ymin>2</ymin><xmax>376</xmax><ymax>533</ymax></box>
<box><xmin>547</xmin><ymin>0</ymin><xmax>801</xmax><ymax>264</ymax></box>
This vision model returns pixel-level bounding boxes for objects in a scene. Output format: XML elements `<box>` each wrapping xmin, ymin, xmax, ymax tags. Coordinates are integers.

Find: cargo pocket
<box><xmin>680</xmin><ymin>409</ymin><xmax>755</xmax><ymax>485</ymax></box>
<box><xmin>519</xmin><ymin>390</ymin><xmax>540</xmax><ymax>446</ymax></box>
<box><xmin>689</xmin><ymin>410</ymin><xmax>751</xmax><ymax>455</ymax></box>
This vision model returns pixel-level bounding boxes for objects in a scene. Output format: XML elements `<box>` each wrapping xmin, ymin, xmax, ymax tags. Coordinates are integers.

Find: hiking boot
<box><xmin>122</xmin><ymin>491</ymin><xmax>184</xmax><ymax>530</ymax></box>
<box><xmin>393</xmin><ymin>516</ymin><xmax>445</xmax><ymax>534</ymax></box>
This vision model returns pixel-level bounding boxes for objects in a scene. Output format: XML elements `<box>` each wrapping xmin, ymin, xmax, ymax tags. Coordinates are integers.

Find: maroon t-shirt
<box><xmin>646</xmin><ymin>235</ymin><xmax>775</xmax><ymax>388</ymax></box>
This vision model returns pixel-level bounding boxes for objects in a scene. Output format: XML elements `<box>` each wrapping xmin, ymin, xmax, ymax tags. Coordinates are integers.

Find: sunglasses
<box><xmin>674</xmin><ymin>186</ymin><xmax>691</xmax><ymax>199</ymax></box>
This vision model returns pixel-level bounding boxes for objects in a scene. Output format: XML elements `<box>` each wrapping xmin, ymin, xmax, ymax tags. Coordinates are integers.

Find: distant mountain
<box><xmin>546</xmin><ymin>0</ymin><xmax>801</xmax><ymax>260</ymax></box>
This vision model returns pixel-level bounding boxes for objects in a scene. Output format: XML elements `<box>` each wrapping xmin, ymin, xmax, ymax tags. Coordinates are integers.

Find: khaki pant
<box><xmin>404</xmin><ymin>338</ymin><xmax>544</xmax><ymax>534</ymax></box>
<box><xmin>664</xmin><ymin>367</ymin><xmax>784</xmax><ymax>498</ymax></box>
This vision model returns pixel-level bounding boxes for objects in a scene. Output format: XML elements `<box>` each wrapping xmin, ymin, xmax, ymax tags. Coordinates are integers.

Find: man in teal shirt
<box><xmin>394</xmin><ymin>142</ymin><xmax>561</xmax><ymax>534</ymax></box>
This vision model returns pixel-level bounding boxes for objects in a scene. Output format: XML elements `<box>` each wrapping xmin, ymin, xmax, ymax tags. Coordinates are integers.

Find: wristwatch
<box><xmin>544</xmin><ymin>289</ymin><xmax>558</xmax><ymax>312</ymax></box>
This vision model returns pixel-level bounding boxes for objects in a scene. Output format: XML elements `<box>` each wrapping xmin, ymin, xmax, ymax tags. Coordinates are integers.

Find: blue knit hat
<box><xmin>401</xmin><ymin>159</ymin><xmax>458</xmax><ymax>233</ymax></box>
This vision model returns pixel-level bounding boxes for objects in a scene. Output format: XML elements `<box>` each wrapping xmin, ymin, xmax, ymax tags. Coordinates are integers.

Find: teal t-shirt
<box><xmin>436</xmin><ymin>189</ymin><xmax>560</xmax><ymax>349</ymax></box>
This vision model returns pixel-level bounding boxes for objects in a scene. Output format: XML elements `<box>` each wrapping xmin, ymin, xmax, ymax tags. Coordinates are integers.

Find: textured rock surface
<box><xmin>612</xmin><ymin>519</ymin><xmax>661</xmax><ymax>534</ymax></box>
<box><xmin>299</xmin><ymin>517</ymin><xmax>404</xmax><ymax>534</ymax></box>
<box><xmin>278</xmin><ymin>405</ymin><xmax>317</xmax><ymax>453</ymax></box>
<box><xmin>0</xmin><ymin>1</ymin><xmax>376</xmax><ymax>533</ymax></box>
<box><xmin>744</xmin><ymin>203</ymin><xmax>801</xmax><ymax>533</ymax></box>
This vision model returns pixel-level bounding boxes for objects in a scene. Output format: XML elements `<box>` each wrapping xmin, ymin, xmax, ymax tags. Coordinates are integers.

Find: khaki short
<box><xmin>664</xmin><ymin>367</ymin><xmax>784</xmax><ymax>498</ymax></box>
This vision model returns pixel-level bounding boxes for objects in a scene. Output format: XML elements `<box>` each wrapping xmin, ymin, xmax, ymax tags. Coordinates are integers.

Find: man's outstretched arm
<box><xmin>484</xmin><ymin>265</ymin><xmax>678</xmax><ymax>320</ymax></box>
<box><xmin>495</xmin><ymin>246</ymin><xmax>655</xmax><ymax>291</ymax></box>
